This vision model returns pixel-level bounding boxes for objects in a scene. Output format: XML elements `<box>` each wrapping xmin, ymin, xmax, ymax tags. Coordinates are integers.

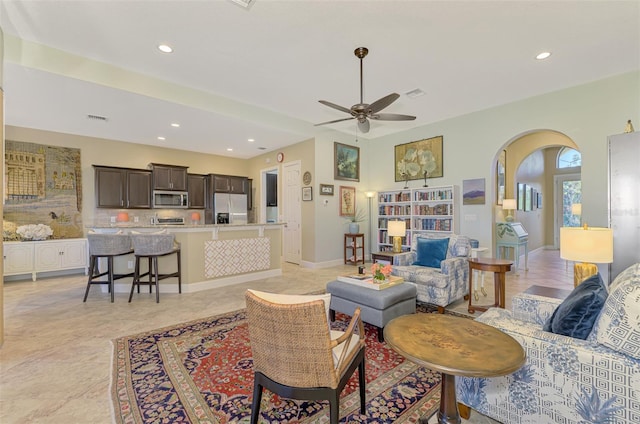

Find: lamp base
<box><xmin>505</xmin><ymin>215</ymin><xmax>514</xmax><ymax>222</ymax></box>
<box><xmin>573</xmin><ymin>262</ymin><xmax>599</xmax><ymax>287</ymax></box>
<box><xmin>392</xmin><ymin>236</ymin><xmax>403</xmax><ymax>253</ymax></box>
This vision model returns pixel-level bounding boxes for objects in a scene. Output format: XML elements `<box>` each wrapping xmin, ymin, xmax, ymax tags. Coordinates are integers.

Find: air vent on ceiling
<box><xmin>257</xmin><ymin>147</ymin><xmax>267</xmax><ymax>150</ymax></box>
<box><xmin>87</xmin><ymin>114</ymin><xmax>108</xmax><ymax>122</ymax></box>
<box><xmin>405</xmin><ymin>88</ymin><xmax>425</xmax><ymax>99</ymax></box>
<box><xmin>229</xmin><ymin>0</ymin><xmax>255</xmax><ymax>9</ymax></box>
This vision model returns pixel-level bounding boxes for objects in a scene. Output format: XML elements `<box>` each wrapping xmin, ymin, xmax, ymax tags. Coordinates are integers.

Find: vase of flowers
<box><xmin>16</xmin><ymin>224</ymin><xmax>53</xmax><ymax>241</ymax></box>
<box><xmin>371</xmin><ymin>262</ymin><xmax>392</xmax><ymax>283</ymax></box>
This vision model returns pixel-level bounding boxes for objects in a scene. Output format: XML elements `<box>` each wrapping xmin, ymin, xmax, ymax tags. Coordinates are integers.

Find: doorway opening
<box><xmin>261</xmin><ymin>167</ymin><xmax>279</xmax><ymax>224</ymax></box>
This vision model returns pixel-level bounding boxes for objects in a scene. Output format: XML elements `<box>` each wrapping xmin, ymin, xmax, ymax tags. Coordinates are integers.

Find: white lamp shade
<box><xmin>387</xmin><ymin>220</ymin><xmax>406</xmax><ymax>237</ymax></box>
<box><xmin>560</xmin><ymin>227</ymin><xmax>613</xmax><ymax>263</ymax></box>
<box><xmin>365</xmin><ymin>191</ymin><xmax>376</xmax><ymax>198</ymax></box>
<box><xmin>502</xmin><ymin>199</ymin><xmax>517</xmax><ymax>210</ymax></box>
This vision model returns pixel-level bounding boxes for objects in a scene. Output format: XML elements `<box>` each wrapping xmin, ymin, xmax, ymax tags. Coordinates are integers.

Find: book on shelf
<box><xmin>337</xmin><ymin>275</ymin><xmax>404</xmax><ymax>290</ymax></box>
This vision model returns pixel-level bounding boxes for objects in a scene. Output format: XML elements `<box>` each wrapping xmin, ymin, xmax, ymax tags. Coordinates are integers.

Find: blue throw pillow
<box><xmin>543</xmin><ymin>273</ymin><xmax>607</xmax><ymax>340</ymax></box>
<box><xmin>413</xmin><ymin>237</ymin><xmax>449</xmax><ymax>268</ymax></box>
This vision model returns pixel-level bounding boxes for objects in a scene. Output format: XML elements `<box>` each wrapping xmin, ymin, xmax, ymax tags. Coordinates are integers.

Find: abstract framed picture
<box><xmin>394</xmin><ymin>135</ymin><xmax>443</xmax><ymax>182</ymax></box>
<box><xmin>319</xmin><ymin>184</ymin><xmax>334</xmax><ymax>196</ymax></box>
<box><xmin>496</xmin><ymin>150</ymin><xmax>506</xmax><ymax>205</ymax></box>
<box><xmin>463</xmin><ymin>178</ymin><xmax>486</xmax><ymax>205</ymax></box>
<box><xmin>334</xmin><ymin>142</ymin><xmax>360</xmax><ymax>182</ymax></box>
<box><xmin>339</xmin><ymin>186</ymin><xmax>356</xmax><ymax>217</ymax></box>
<box><xmin>302</xmin><ymin>186</ymin><xmax>312</xmax><ymax>201</ymax></box>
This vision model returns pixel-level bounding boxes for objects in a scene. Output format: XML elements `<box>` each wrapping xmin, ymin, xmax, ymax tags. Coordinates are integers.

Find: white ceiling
<box><xmin>1</xmin><ymin>0</ymin><xmax>638</xmax><ymax>159</ymax></box>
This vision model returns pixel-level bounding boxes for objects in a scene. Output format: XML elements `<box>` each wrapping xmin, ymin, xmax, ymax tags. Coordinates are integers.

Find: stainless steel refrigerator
<box><xmin>214</xmin><ymin>193</ymin><xmax>248</xmax><ymax>225</ymax></box>
<box><xmin>608</xmin><ymin>131</ymin><xmax>640</xmax><ymax>281</ymax></box>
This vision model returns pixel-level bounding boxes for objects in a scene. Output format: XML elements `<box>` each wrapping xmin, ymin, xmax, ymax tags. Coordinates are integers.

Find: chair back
<box><xmin>245</xmin><ymin>290</ymin><xmax>339</xmax><ymax>389</ymax></box>
<box><xmin>131</xmin><ymin>233</ymin><xmax>176</xmax><ymax>256</ymax></box>
<box><xmin>87</xmin><ymin>233</ymin><xmax>133</xmax><ymax>256</ymax></box>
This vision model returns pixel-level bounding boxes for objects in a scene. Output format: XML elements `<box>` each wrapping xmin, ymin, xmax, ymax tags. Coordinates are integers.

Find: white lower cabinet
<box><xmin>3</xmin><ymin>238</ymin><xmax>88</xmax><ymax>281</ymax></box>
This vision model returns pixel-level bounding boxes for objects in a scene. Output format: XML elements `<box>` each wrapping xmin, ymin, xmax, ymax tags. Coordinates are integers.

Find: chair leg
<box><xmin>329</xmin><ymin>392</ymin><xmax>340</xmax><ymax>424</ymax></box>
<box><xmin>153</xmin><ymin>257</ymin><xmax>160</xmax><ymax>303</ymax></box>
<box><xmin>250</xmin><ymin>379</ymin><xmax>263</xmax><ymax>424</ymax></box>
<box><xmin>147</xmin><ymin>257</ymin><xmax>153</xmax><ymax>293</ymax></box>
<box><xmin>108</xmin><ymin>256</ymin><xmax>115</xmax><ymax>303</ymax></box>
<box><xmin>358</xmin><ymin>357</ymin><xmax>366</xmax><ymax>414</ymax></box>
<box><xmin>129</xmin><ymin>257</ymin><xmax>140</xmax><ymax>302</ymax></box>
<box><xmin>83</xmin><ymin>256</ymin><xmax>97</xmax><ymax>302</ymax></box>
<box><xmin>176</xmin><ymin>249</ymin><xmax>182</xmax><ymax>294</ymax></box>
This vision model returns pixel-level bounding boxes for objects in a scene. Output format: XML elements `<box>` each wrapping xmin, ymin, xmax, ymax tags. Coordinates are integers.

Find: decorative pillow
<box><xmin>594</xmin><ymin>274</ymin><xmax>640</xmax><ymax>359</ymax></box>
<box><xmin>543</xmin><ymin>273</ymin><xmax>607</xmax><ymax>339</ymax></box>
<box><xmin>413</xmin><ymin>237</ymin><xmax>449</xmax><ymax>268</ymax></box>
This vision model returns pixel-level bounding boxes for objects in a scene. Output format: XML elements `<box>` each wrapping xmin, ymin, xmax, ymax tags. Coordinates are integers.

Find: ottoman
<box><xmin>326</xmin><ymin>280</ymin><xmax>417</xmax><ymax>342</ymax></box>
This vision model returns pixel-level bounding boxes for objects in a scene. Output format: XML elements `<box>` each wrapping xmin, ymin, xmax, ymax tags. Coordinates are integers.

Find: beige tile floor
<box><xmin>0</xmin><ymin>249</ymin><xmax>573</xmax><ymax>424</ymax></box>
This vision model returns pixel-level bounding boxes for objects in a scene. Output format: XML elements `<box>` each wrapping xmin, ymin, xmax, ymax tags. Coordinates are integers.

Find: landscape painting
<box><xmin>463</xmin><ymin>178</ymin><xmax>486</xmax><ymax>205</ymax></box>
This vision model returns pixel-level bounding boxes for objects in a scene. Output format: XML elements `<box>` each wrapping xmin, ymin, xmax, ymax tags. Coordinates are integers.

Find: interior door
<box><xmin>282</xmin><ymin>161</ymin><xmax>301</xmax><ymax>264</ymax></box>
<box><xmin>554</xmin><ymin>173</ymin><xmax>581</xmax><ymax>248</ymax></box>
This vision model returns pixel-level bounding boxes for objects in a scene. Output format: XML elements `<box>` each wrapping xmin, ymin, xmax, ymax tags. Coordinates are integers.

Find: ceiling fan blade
<box><xmin>314</xmin><ymin>117</ymin><xmax>355</xmax><ymax>126</ymax></box>
<box><xmin>358</xmin><ymin>119</ymin><xmax>370</xmax><ymax>133</ymax></box>
<box><xmin>318</xmin><ymin>100</ymin><xmax>352</xmax><ymax>115</ymax></box>
<box><xmin>368</xmin><ymin>93</ymin><xmax>400</xmax><ymax>114</ymax></box>
<box><xmin>370</xmin><ymin>113</ymin><xmax>416</xmax><ymax>121</ymax></box>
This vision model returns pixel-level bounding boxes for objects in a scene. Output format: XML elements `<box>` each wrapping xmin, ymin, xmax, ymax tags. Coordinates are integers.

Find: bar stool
<box><xmin>84</xmin><ymin>233</ymin><xmax>134</xmax><ymax>303</ymax></box>
<box><xmin>128</xmin><ymin>233</ymin><xmax>182</xmax><ymax>303</ymax></box>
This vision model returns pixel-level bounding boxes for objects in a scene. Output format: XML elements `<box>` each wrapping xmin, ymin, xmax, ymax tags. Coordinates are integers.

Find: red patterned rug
<box><xmin>112</xmin><ymin>309</ymin><xmax>441</xmax><ymax>423</ymax></box>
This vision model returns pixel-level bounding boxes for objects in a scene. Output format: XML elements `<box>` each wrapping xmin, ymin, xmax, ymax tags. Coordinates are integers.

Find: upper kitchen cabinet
<box><xmin>188</xmin><ymin>173</ymin><xmax>207</xmax><ymax>209</ymax></box>
<box><xmin>94</xmin><ymin>166</ymin><xmax>152</xmax><ymax>209</ymax></box>
<box><xmin>149</xmin><ymin>163</ymin><xmax>188</xmax><ymax>191</ymax></box>
<box><xmin>212</xmin><ymin>174</ymin><xmax>247</xmax><ymax>194</ymax></box>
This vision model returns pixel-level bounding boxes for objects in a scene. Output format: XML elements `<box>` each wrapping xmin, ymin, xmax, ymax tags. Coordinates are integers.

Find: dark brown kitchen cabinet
<box><xmin>94</xmin><ymin>166</ymin><xmax>151</xmax><ymax>209</ymax></box>
<box><xmin>212</xmin><ymin>174</ymin><xmax>247</xmax><ymax>194</ymax></box>
<box><xmin>149</xmin><ymin>163</ymin><xmax>188</xmax><ymax>191</ymax></box>
<box><xmin>187</xmin><ymin>174</ymin><xmax>207</xmax><ymax>209</ymax></box>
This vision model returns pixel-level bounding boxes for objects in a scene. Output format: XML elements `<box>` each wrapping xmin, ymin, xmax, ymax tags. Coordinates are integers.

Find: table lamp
<box><xmin>387</xmin><ymin>220</ymin><xmax>406</xmax><ymax>253</ymax></box>
<box><xmin>560</xmin><ymin>225</ymin><xmax>613</xmax><ymax>287</ymax></box>
<box><xmin>502</xmin><ymin>199</ymin><xmax>517</xmax><ymax>222</ymax></box>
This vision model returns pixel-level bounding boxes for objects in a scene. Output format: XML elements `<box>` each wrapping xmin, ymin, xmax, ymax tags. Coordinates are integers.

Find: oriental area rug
<box><xmin>112</xmin><ymin>308</ymin><xmax>442</xmax><ymax>423</ymax></box>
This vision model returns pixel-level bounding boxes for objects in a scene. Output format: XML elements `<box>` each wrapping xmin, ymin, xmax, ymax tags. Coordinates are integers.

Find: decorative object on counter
<box><xmin>334</xmin><ymin>142</ymin><xmax>360</xmax><ymax>182</ymax></box>
<box><xmin>502</xmin><ymin>199</ymin><xmax>517</xmax><ymax>222</ymax></box>
<box><xmin>371</xmin><ymin>262</ymin><xmax>392</xmax><ymax>282</ymax></box>
<box><xmin>394</xmin><ymin>135</ymin><xmax>443</xmax><ymax>182</ymax></box>
<box><xmin>116</xmin><ymin>212</ymin><xmax>129</xmax><ymax>222</ymax></box>
<box><xmin>624</xmin><ymin>119</ymin><xmax>634</xmax><ymax>133</ymax></box>
<box><xmin>16</xmin><ymin>224</ymin><xmax>53</xmax><ymax>241</ymax></box>
<box><xmin>302</xmin><ymin>186</ymin><xmax>312</xmax><ymax>201</ymax></box>
<box><xmin>319</xmin><ymin>183</ymin><xmax>334</xmax><ymax>195</ymax></box>
<box><xmin>387</xmin><ymin>220</ymin><xmax>406</xmax><ymax>253</ymax></box>
<box><xmin>190</xmin><ymin>211</ymin><xmax>201</xmax><ymax>224</ymax></box>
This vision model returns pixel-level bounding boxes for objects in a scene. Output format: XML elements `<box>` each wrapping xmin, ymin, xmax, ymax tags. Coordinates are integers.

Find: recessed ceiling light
<box><xmin>536</xmin><ymin>51</ymin><xmax>551</xmax><ymax>60</ymax></box>
<box><xmin>248</xmin><ymin>138</ymin><xmax>255</xmax><ymax>142</ymax></box>
<box><xmin>171</xmin><ymin>123</ymin><xmax>180</xmax><ymax>128</ymax></box>
<box><xmin>158</xmin><ymin>44</ymin><xmax>173</xmax><ymax>53</ymax></box>
<box><xmin>226</xmin><ymin>148</ymin><xmax>233</xmax><ymax>152</ymax></box>
<box><xmin>157</xmin><ymin>136</ymin><xmax>166</xmax><ymax>141</ymax></box>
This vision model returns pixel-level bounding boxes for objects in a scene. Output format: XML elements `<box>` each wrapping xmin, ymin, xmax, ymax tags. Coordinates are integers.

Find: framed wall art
<box><xmin>302</xmin><ymin>186</ymin><xmax>312</xmax><ymax>201</ymax></box>
<box><xmin>496</xmin><ymin>150</ymin><xmax>506</xmax><ymax>205</ymax></box>
<box><xmin>517</xmin><ymin>183</ymin><xmax>525</xmax><ymax>210</ymax></box>
<box><xmin>394</xmin><ymin>135</ymin><xmax>443</xmax><ymax>182</ymax></box>
<box><xmin>339</xmin><ymin>186</ymin><xmax>356</xmax><ymax>217</ymax></box>
<box><xmin>463</xmin><ymin>178</ymin><xmax>486</xmax><ymax>205</ymax></box>
<box><xmin>525</xmin><ymin>185</ymin><xmax>532</xmax><ymax>211</ymax></box>
<box><xmin>334</xmin><ymin>142</ymin><xmax>360</xmax><ymax>182</ymax></box>
<box><xmin>319</xmin><ymin>184</ymin><xmax>334</xmax><ymax>195</ymax></box>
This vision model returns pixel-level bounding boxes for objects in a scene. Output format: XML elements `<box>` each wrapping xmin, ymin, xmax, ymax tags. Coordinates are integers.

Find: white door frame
<box><xmin>553</xmin><ymin>173</ymin><xmax>581</xmax><ymax>249</ymax></box>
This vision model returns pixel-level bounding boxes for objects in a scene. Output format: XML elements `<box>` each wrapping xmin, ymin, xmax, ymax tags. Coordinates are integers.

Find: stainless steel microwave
<box><xmin>152</xmin><ymin>190</ymin><xmax>188</xmax><ymax>208</ymax></box>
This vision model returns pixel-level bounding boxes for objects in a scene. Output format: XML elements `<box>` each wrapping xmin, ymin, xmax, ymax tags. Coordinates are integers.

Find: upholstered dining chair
<box><xmin>245</xmin><ymin>289</ymin><xmax>366</xmax><ymax>424</ymax></box>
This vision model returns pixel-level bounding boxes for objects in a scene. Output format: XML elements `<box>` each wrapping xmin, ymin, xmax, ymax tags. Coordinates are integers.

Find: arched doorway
<box><xmin>493</xmin><ymin>130</ymin><xmax>579</xmax><ymax>254</ymax></box>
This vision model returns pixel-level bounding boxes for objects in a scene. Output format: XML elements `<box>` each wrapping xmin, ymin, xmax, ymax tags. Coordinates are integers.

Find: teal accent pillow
<box><xmin>543</xmin><ymin>273</ymin><xmax>607</xmax><ymax>340</ymax></box>
<box><xmin>413</xmin><ymin>237</ymin><xmax>449</xmax><ymax>268</ymax></box>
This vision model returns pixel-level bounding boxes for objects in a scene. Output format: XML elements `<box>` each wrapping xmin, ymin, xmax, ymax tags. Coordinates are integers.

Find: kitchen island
<box><xmin>87</xmin><ymin>223</ymin><xmax>284</xmax><ymax>293</ymax></box>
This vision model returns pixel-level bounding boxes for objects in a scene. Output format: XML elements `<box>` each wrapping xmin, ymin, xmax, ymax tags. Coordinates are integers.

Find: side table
<box><xmin>344</xmin><ymin>233</ymin><xmax>365</xmax><ymax>265</ymax></box>
<box><xmin>371</xmin><ymin>251</ymin><xmax>404</xmax><ymax>265</ymax></box>
<box><xmin>468</xmin><ymin>258</ymin><xmax>513</xmax><ymax>314</ymax></box>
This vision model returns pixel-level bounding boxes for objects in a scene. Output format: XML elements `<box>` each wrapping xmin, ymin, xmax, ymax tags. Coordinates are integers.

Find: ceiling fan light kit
<box><xmin>315</xmin><ymin>47</ymin><xmax>416</xmax><ymax>133</ymax></box>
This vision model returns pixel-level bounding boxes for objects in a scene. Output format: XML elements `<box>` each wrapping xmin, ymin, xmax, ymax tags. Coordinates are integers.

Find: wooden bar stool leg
<box><xmin>108</xmin><ymin>256</ymin><xmax>115</xmax><ymax>303</ymax></box>
<box><xmin>147</xmin><ymin>257</ymin><xmax>153</xmax><ymax>293</ymax></box>
<box><xmin>83</xmin><ymin>256</ymin><xmax>97</xmax><ymax>302</ymax></box>
<box><xmin>154</xmin><ymin>257</ymin><xmax>160</xmax><ymax>303</ymax></box>
<box><xmin>177</xmin><ymin>250</ymin><xmax>182</xmax><ymax>294</ymax></box>
<box><xmin>129</xmin><ymin>257</ymin><xmax>140</xmax><ymax>302</ymax></box>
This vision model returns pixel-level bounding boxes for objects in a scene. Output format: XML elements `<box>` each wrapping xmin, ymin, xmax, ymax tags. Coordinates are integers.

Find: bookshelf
<box><xmin>376</xmin><ymin>185</ymin><xmax>458</xmax><ymax>252</ymax></box>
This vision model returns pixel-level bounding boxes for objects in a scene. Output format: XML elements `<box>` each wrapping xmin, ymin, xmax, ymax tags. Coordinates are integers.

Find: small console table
<box><xmin>344</xmin><ymin>233</ymin><xmax>365</xmax><ymax>265</ymax></box>
<box><xmin>468</xmin><ymin>258</ymin><xmax>513</xmax><ymax>314</ymax></box>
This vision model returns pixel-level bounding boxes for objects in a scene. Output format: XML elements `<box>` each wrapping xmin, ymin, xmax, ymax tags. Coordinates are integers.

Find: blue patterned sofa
<box><xmin>457</xmin><ymin>264</ymin><xmax>640</xmax><ymax>424</ymax></box>
<box><xmin>390</xmin><ymin>233</ymin><xmax>470</xmax><ymax>312</ymax></box>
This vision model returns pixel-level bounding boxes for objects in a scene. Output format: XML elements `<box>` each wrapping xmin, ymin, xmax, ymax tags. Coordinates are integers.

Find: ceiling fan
<box><xmin>315</xmin><ymin>47</ymin><xmax>416</xmax><ymax>133</ymax></box>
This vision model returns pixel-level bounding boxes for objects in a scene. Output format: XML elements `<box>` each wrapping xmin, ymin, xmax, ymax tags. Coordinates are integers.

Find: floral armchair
<box><xmin>456</xmin><ymin>266</ymin><xmax>640</xmax><ymax>424</ymax></box>
<box><xmin>390</xmin><ymin>233</ymin><xmax>470</xmax><ymax>312</ymax></box>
